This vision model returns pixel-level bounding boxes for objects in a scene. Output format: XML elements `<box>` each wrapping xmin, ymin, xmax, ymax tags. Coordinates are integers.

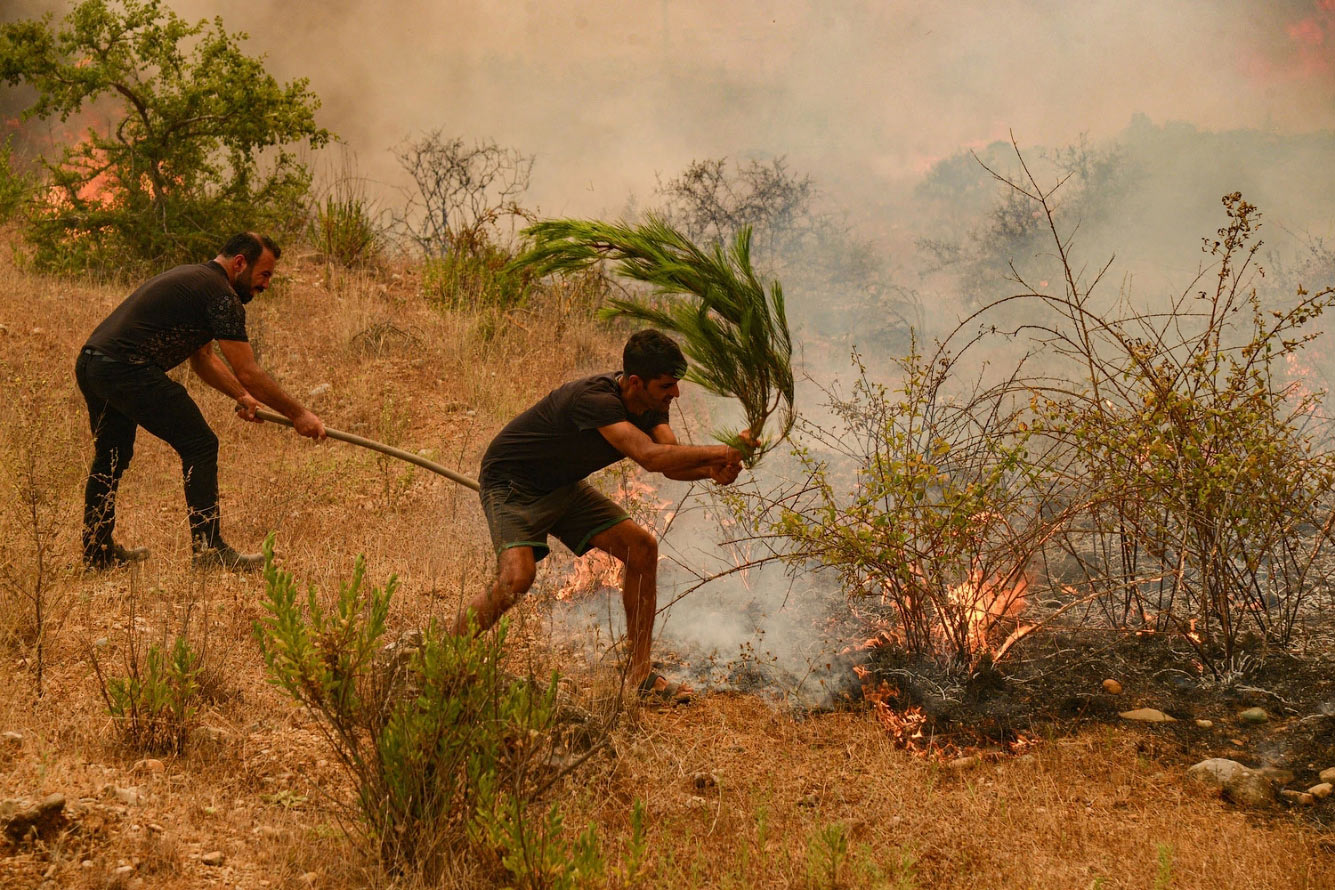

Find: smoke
<box><xmin>7</xmin><ymin>0</ymin><xmax>1335</xmax><ymax>698</ymax></box>
<box><xmin>64</xmin><ymin>0</ymin><xmax>1331</xmax><ymax>221</ymax></box>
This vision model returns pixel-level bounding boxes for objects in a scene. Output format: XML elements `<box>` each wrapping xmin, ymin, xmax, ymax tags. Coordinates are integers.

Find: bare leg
<box><xmin>588</xmin><ymin>520</ymin><xmax>660</xmax><ymax>687</ymax></box>
<box><xmin>454</xmin><ymin>546</ymin><xmax>536</xmax><ymax>635</ymax></box>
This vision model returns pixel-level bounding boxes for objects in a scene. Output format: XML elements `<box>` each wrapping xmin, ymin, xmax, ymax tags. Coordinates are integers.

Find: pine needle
<box><xmin>509</xmin><ymin>216</ymin><xmax>794</xmax><ymax>465</ymax></box>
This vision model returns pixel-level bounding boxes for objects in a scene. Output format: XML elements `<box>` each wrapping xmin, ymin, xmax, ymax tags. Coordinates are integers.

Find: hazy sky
<box><xmin>5</xmin><ymin>1</ymin><xmax>1334</xmax><ymax>226</ymax></box>
<box><xmin>143</xmin><ymin>0</ymin><xmax>1335</xmax><ymax>217</ymax></box>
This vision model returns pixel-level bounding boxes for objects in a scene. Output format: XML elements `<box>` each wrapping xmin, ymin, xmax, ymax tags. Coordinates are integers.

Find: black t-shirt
<box><xmin>480</xmin><ymin>373</ymin><xmax>669</xmax><ymax>492</ymax></box>
<box><xmin>84</xmin><ymin>261</ymin><xmax>248</xmax><ymax>370</ymax></box>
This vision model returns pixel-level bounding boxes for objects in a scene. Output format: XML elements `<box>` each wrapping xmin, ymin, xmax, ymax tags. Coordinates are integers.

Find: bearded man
<box><xmin>76</xmin><ymin>232</ymin><xmax>325</xmax><ymax>571</ymax></box>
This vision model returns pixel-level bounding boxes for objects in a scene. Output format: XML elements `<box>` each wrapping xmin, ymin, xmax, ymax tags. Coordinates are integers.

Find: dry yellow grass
<box><xmin>0</xmin><ymin>240</ymin><xmax>1331</xmax><ymax>890</ymax></box>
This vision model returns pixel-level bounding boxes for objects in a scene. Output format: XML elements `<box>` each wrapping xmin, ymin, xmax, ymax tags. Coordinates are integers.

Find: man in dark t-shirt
<box><xmin>77</xmin><ymin>232</ymin><xmax>326</xmax><ymax>571</ymax></box>
<box><xmin>457</xmin><ymin>329</ymin><xmax>746</xmax><ymax>700</ymax></box>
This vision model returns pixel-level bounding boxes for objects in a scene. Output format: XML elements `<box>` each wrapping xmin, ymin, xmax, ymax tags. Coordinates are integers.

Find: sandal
<box><xmin>637</xmin><ymin>672</ymin><xmax>693</xmax><ymax>706</ymax></box>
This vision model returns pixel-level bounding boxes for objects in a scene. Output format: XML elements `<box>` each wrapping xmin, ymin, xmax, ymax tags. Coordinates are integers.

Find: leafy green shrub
<box><xmin>255</xmin><ymin>536</ymin><xmax>599</xmax><ymax>884</ymax></box>
<box><xmin>421</xmin><ymin>239</ymin><xmax>533</xmax><ymax>310</ymax></box>
<box><xmin>306</xmin><ymin>151</ymin><xmax>385</xmax><ymax>268</ymax></box>
<box><xmin>93</xmin><ymin>635</ymin><xmax>202</xmax><ymax>755</ymax></box>
<box><xmin>751</xmin><ymin>344</ymin><xmax>1045</xmax><ymax>672</ymax></box>
<box><xmin>0</xmin><ymin>0</ymin><xmax>329</xmax><ymax>273</ymax></box>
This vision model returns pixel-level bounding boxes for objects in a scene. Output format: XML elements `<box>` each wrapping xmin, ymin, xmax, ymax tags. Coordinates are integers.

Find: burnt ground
<box><xmin>645</xmin><ymin>610</ymin><xmax>1335</xmax><ymax>825</ymax></box>
<box><xmin>845</xmin><ymin>627</ymin><xmax>1335</xmax><ymax>823</ymax></box>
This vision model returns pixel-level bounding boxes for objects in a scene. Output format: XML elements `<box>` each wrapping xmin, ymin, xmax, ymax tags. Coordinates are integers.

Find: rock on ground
<box><xmin>1120</xmin><ymin>708</ymin><xmax>1174</xmax><ymax>722</ymax></box>
<box><xmin>1</xmin><ymin>793</ymin><xmax>66</xmax><ymax>844</ymax></box>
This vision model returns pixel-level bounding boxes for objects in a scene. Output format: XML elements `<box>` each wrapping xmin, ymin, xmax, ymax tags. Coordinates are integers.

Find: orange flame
<box><xmin>946</xmin><ymin>569</ymin><xmax>1032</xmax><ymax>661</ymax></box>
<box><xmin>555</xmin><ymin>473</ymin><xmax>671</xmax><ymax>601</ymax></box>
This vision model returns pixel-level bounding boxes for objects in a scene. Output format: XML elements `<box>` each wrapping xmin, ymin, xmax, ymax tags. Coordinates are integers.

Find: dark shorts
<box><xmin>480</xmin><ymin>477</ymin><xmax>628</xmax><ymax>561</ymax></box>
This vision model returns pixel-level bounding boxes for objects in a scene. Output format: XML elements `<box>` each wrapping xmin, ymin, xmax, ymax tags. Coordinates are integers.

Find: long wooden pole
<box><xmin>253</xmin><ymin>408</ymin><xmax>480</xmax><ymax>492</ymax></box>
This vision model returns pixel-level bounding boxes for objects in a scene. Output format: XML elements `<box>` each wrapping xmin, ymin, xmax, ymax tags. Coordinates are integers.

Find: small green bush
<box><xmin>307</xmin><ymin>194</ymin><xmax>383</xmax><ymax>268</ymax></box>
<box><xmin>421</xmin><ymin>239</ymin><xmax>533</xmax><ymax>311</ymax></box>
<box><xmin>255</xmin><ymin>535</ymin><xmax>598</xmax><ymax>884</ymax></box>
<box><xmin>94</xmin><ymin>635</ymin><xmax>202</xmax><ymax>755</ymax></box>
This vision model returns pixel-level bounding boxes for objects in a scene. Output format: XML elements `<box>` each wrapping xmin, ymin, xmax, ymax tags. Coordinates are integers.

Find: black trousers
<box><xmin>75</xmin><ymin>350</ymin><xmax>222</xmax><ymax>557</ymax></box>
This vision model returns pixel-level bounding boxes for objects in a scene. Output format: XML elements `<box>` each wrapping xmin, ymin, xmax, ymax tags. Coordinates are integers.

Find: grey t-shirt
<box><xmin>480</xmin><ymin>373</ymin><xmax>669</xmax><ymax>492</ymax></box>
<box><xmin>84</xmin><ymin>261</ymin><xmax>248</xmax><ymax>370</ymax></box>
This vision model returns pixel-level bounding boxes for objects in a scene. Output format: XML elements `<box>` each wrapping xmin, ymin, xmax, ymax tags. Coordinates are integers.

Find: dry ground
<box><xmin>0</xmin><ymin>243</ymin><xmax>1332</xmax><ymax>889</ymax></box>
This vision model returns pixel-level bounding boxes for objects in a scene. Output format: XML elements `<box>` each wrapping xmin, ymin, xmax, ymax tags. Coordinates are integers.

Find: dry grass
<box><xmin>0</xmin><ymin>240</ymin><xmax>1330</xmax><ymax>890</ymax></box>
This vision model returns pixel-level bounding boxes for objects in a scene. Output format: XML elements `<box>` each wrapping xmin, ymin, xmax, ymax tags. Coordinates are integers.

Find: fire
<box><xmin>555</xmin><ymin>472</ymin><xmax>672</xmax><ymax>601</ymax></box>
<box><xmin>855</xmin><ymin>667</ymin><xmax>931</xmax><ymax>752</ymax></box>
<box><xmin>946</xmin><ymin>568</ymin><xmax>1032</xmax><ymax>662</ymax></box>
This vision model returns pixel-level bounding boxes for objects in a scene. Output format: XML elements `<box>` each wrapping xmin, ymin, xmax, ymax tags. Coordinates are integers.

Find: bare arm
<box><xmin>189</xmin><ymin>344</ymin><xmax>249</xmax><ymax>402</ymax></box>
<box><xmin>599</xmin><ymin>421</ymin><xmax>740</xmax><ymax>482</ymax></box>
<box><xmin>212</xmin><ymin>339</ymin><xmax>326</xmax><ymax>440</ymax></box>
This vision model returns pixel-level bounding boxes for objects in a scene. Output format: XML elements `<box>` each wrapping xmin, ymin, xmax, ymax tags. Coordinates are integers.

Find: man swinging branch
<box><xmin>77</xmin><ymin>232</ymin><xmax>326</xmax><ymax>571</ymax></box>
<box><xmin>456</xmin><ymin>329</ymin><xmax>746</xmax><ymax>700</ymax></box>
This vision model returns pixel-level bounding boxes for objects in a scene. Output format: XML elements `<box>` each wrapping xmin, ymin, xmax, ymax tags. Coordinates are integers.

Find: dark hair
<box><xmin>624</xmin><ymin>329</ymin><xmax>687</xmax><ymax>381</ymax></box>
<box><xmin>220</xmin><ymin>231</ymin><xmax>281</xmax><ymax>264</ymax></box>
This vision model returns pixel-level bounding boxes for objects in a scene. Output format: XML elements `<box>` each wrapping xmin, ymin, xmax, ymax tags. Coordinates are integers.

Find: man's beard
<box><xmin>235</xmin><ymin>272</ymin><xmax>255</xmax><ymax>304</ymax></box>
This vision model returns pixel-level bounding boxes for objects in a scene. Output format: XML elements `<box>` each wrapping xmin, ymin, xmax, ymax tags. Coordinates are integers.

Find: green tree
<box><xmin>0</xmin><ymin>0</ymin><xmax>330</xmax><ymax>272</ymax></box>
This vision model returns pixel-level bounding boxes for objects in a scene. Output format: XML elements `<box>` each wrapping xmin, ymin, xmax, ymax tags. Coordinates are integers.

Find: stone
<box><xmin>1187</xmin><ymin>758</ymin><xmax>1250</xmax><ymax>788</ymax></box>
<box><xmin>1239</xmin><ymin>707</ymin><xmax>1269</xmax><ymax>724</ymax></box>
<box><xmin>113</xmin><ymin>865</ymin><xmax>135</xmax><ymax>877</ymax></box>
<box><xmin>196</xmin><ymin>726</ymin><xmax>232</xmax><ymax>746</ymax></box>
<box><xmin>1308</xmin><ymin>782</ymin><xmax>1332</xmax><ymax>799</ymax></box>
<box><xmin>308</xmin><ymin>383</ymin><xmax>332</xmax><ymax>397</ymax></box>
<box><xmin>112</xmin><ymin>786</ymin><xmax>141</xmax><ymax>806</ymax></box>
<box><xmin>1259</xmin><ymin>767</ymin><xmax>1294</xmax><ymax>785</ymax></box>
<box><xmin>1</xmin><ymin>731</ymin><xmax>23</xmax><ymax>748</ymax></box>
<box><xmin>946</xmin><ymin>755</ymin><xmax>981</xmax><ymax>769</ymax></box>
<box><xmin>201</xmin><ymin>850</ymin><xmax>225</xmax><ymax>866</ymax></box>
<box><xmin>1101</xmin><ymin>679</ymin><xmax>1123</xmax><ymax>695</ymax></box>
<box><xmin>2</xmin><ymin>793</ymin><xmax>67</xmax><ymax>843</ymax></box>
<box><xmin>1319</xmin><ymin>767</ymin><xmax>1335</xmax><ymax>784</ymax></box>
<box><xmin>685</xmin><ymin>796</ymin><xmax>708</xmax><ymax>810</ymax></box>
<box><xmin>1280</xmin><ymin>790</ymin><xmax>1315</xmax><ymax>806</ymax></box>
<box><xmin>1222</xmin><ymin>771</ymin><xmax>1275</xmax><ymax>808</ymax></box>
<box><xmin>691</xmin><ymin>772</ymin><xmax>717</xmax><ymax>791</ymax></box>
<box><xmin>1119</xmin><ymin>708</ymin><xmax>1175</xmax><ymax>722</ymax></box>
<box><xmin>1195</xmin><ymin>719</ymin><xmax>1214</xmax><ymax>728</ymax></box>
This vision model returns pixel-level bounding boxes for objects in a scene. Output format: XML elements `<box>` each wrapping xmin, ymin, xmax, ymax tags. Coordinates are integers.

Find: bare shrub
<box><xmin>0</xmin><ymin>368</ymin><xmax>81</xmax><ymax>695</ymax></box>
<box><xmin>654</xmin><ymin>156</ymin><xmax>920</xmax><ymax>353</ymax></box>
<box><xmin>656</xmin><ymin>157</ymin><xmax>815</xmax><ymax>255</ymax></box>
<box><xmin>395</xmin><ymin>132</ymin><xmax>534</xmax><ymax>257</ymax></box>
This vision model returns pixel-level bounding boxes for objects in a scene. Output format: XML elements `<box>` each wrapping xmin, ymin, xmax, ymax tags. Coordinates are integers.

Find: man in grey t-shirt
<box><xmin>77</xmin><ymin>232</ymin><xmax>325</xmax><ymax>571</ymax></box>
<box><xmin>457</xmin><ymin>329</ymin><xmax>746</xmax><ymax>700</ymax></box>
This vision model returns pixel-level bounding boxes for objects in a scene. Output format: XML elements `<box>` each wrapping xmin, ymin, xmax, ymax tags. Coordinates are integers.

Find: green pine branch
<box><xmin>510</xmin><ymin>215</ymin><xmax>794</xmax><ymax>466</ymax></box>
